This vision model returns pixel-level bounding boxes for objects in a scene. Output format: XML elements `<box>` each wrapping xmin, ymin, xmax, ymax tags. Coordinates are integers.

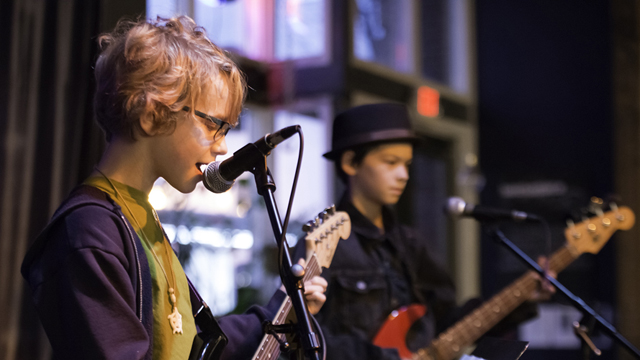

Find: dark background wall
<box><xmin>477</xmin><ymin>1</ymin><xmax>612</xmax><ymax>188</ymax></box>
<box><xmin>476</xmin><ymin>1</ymin><xmax>616</xmax><ymax>359</ymax></box>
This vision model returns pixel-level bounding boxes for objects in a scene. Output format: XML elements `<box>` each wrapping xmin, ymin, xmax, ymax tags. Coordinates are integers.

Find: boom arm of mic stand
<box><xmin>489</xmin><ymin>227</ymin><xmax>640</xmax><ymax>359</ymax></box>
<box><xmin>251</xmin><ymin>161</ymin><xmax>321</xmax><ymax>360</ymax></box>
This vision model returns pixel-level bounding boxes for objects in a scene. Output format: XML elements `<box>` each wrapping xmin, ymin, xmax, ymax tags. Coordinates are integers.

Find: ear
<box><xmin>340</xmin><ymin>150</ymin><xmax>358</xmax><ymax>176</ymax></box>
<box><xmin>138</xmin><ymin>112</ymin><xmax>158</xmax><ymax>136</ymax></box>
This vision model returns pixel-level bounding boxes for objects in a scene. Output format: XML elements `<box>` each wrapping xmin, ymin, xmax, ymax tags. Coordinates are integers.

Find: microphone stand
<box><xmin>488</xmin><ymin>226</ymin><xmax>640</xmax><ymax>359</ymax></box>
<box><xmin>250</xmin><ymin>158</ymin><xmax>321</xmax><ymax>360</ymax></box>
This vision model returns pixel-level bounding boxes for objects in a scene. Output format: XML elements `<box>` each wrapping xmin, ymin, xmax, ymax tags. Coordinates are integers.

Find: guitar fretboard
<box><xmin>252</xmin><ymin>254</ymin><xmax>322</xmax><ymax>360</ymax></box>
<box><xmin>419</xmin><ymin>244</ymin><xmax>577</xmax><ymax>360</ymax></box>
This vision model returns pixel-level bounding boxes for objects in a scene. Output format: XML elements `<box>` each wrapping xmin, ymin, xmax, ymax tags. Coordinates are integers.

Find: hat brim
<box><xmin>323</xmin><ymin>130</ymin><xmax>420</xmax><ymax>161</ymax></box>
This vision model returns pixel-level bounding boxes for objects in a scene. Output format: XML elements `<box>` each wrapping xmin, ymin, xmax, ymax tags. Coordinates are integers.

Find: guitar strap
<box><xmin>162</xmin><ymin>224</ymin><xmax>227</xmax><ymax>360</ymax></box>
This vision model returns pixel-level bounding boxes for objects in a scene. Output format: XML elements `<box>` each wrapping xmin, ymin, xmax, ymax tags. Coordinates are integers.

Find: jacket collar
<box><xmin>337</xmin><ymin>193</ymin><xmax>401</xmax><ymax>244</ymax></box>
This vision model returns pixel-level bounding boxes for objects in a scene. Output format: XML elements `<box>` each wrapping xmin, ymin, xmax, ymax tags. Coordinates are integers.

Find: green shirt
<box><xmin>85</xmin><ymin>176</ymin><xmax>197</xmax><ymax>359</ymax></box>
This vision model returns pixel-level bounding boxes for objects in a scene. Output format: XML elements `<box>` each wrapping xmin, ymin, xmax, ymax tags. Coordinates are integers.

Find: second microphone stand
<box><xmin>488</xmin><ymin>226</ymin><xmax>640</xmax><ymax>359</ymax></box>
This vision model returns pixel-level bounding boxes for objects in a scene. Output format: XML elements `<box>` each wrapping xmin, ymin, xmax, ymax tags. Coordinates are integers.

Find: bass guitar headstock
<box><xmin>302</xmin><ymin>205</ymin><xmax>351</xmax><ymax>268</ymax></box>
<box><xmin>565</xmin><ymin>201</ymin><xmax>635</xmax><ymax>255</ymax></box>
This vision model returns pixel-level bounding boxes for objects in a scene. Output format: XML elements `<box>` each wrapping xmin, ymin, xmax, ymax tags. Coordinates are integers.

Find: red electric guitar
<box><xmin>251</xmin><ymin>206</ymin><xmax>351</xmax><ymax>360</ymax></box>
<box><xmin>373</xmin><ymin>205</ymin><xmax>635</xmax><ymax>360</ymax></box>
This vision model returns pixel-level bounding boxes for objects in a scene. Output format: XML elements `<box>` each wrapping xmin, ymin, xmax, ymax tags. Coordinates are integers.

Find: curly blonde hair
<box><xmin>94</xmin><ymin>16</ymin><xmax>246</xmax><ymax>141</ymax></box>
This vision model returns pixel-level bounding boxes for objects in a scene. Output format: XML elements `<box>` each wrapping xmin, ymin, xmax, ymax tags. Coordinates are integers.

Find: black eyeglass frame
<box><xmin>183</xmin><ymin>106</ymin><xmax>231</xmax><ymax>140</ymax></box>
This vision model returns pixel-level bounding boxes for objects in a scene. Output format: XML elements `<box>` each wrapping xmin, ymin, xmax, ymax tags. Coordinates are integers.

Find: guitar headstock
<box><xmin>303</xmin><ymin>205</ymin><xmax>351</xmax><ymax>268</ymax></box>
<box><xmin>565</xmin><ymin>203</ymin><xmax>635</xmax><ymax>254</ymax></box>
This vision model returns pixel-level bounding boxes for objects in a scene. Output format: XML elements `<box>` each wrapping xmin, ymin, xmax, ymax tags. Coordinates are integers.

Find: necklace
<box><xmin>95</xmin><ymin>168</ymin><xmax>183</xmax><ymax>335</ymax></box>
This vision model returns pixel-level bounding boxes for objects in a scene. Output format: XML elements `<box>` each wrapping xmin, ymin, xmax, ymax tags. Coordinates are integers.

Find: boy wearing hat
<box><xmin>296</xmin><ymin>103</ymin><xmax>546</xmax><ymax>359</ymax></box>
<box><xmin>21</xmin><ymin>16</ymin><xmax>326</xmax><ymax>360</ymax></box>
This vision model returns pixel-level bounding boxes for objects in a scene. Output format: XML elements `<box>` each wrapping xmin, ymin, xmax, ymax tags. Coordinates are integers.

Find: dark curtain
<box><xmin>0</xmin><ymin>1</ymin><xmax>105</xmax><ymax>359</ymax></box>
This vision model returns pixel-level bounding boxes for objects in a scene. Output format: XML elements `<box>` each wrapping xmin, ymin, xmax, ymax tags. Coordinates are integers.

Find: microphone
<box><xmin>201</xmin><ymin>125</ymin><xmax>300</xmax><ymax>193</ymax></box>
<box><xmin>445</xmin><ymin>197</ymin><xmax>541</xmax><ymax>222</ymax></box>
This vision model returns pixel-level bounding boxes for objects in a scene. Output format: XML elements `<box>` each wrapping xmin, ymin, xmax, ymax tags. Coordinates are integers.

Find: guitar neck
<box><xmin>252</xmin><ymin>254</ymin><xmax>323</xmax><ymax>360</ymax></box>
<box><xmin>424</xmin><ymin>244</ymin><xmax>578</xmax><ymax>360</ymax></box>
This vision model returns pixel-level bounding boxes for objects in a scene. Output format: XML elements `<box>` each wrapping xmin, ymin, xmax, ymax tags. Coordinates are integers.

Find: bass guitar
<box><xmin>252</xmin><ymin>205</ymin><xmax>351</xmax><ymax>360</ymax></box>
<box><xmin>373</xmin><ymin>206</ymin><xmax>635</xmax><ymax>360</ymax></box>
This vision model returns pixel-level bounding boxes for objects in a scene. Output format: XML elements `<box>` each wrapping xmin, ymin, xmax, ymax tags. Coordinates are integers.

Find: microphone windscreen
<box><xmin>202</xmin><ymin>161</ymin><xmax>234</xmax><ymax>193</ymax></box>
<box><xmin>445</xmin><ymin>197</ymin><xmax>466</xmax><ymax>216</ymax></box>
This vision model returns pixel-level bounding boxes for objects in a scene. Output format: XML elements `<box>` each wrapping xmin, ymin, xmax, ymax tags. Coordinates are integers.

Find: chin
<box><xmin>385</xmin><ymin>196</ymin><xmax>402</xmax><ymax>206</ymax></box>
<box><xmin>169</xmin><ymin>178</ymin><xmax>199</xmax><ymax>194</ymax></box>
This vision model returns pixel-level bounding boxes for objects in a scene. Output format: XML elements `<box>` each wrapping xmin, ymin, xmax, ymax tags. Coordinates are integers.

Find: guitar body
<box><xmin>373</xmin><ymin>304</ymin><xmax>427</xmax><ymax>359</ymax></box>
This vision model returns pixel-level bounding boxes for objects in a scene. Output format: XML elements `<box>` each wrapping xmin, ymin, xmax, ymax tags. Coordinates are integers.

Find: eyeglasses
<box><xmin>183</xmin><ymin>106</ymin><xmax>231</xmax><ymax>141</ymax></box>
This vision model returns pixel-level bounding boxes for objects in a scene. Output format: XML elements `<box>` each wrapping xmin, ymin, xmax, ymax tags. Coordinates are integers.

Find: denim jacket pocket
<box><xmin>336</xmin><ymin>274</ymin><xmax>387</xmax><ymax>294</ymax></box>
<box><xmin>331</xmin><ymin>272</ymin><xmax>388</xmax><ymax>338</ymax></box>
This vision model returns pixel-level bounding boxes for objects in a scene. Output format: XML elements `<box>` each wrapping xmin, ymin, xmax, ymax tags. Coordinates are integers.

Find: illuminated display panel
<box><xmin>275</xmin><ymin>0</ymin><xmax>329</xmax><ymax>63</ymax></box>
<box><xmin>421</xmin><ymin>0</ymin><xmax>469</xmax><ymax>94</ymax></box>
<box><xmin>353</xmin><ymin>0</ymin><xmax>415</xmax><ymax>73</ymax></box>
<box><xmin>147</xmin><ymin>0</ymin><xmax>330</xmax><ymax>64</ymax></box>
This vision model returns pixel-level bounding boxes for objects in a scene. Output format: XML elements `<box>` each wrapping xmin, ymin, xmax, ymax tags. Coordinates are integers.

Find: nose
<box><xmin>397</xmin><ymin>164</ymin><xmax>409</xmax><ymax>182</ymax></box>
<box><xmin>212</xmin><ymin>136</ymin><xmax>228</xmax><ymax>157</ymax></box>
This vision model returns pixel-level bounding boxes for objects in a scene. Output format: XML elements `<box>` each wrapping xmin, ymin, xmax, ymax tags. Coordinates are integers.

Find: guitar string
<box><xmin>260</xmin><ymin>258</ymin><xmax>321</xmax><ymax>359</ymax></box>
<box><xmin>259</xmin><ymin>257</ymin><xmax>322</xmax><ymax>359</ymax></box>
<box><xmin>434</xmin><ymin>244</ymin><xmax>595</xmax><ymax>360</ymax></box>
<box><xmin>439</xmin><ymin>245</ymin><xmax>578</xmax><ymax>357</ymax></box>
<box><xmin>264</xmin><ymin>259</ymin><xmax>321</xmax><ymax>358</ymax></box>
<box><xmin>446</xmin><ymin>263</ymin><xmax>541</xmax><ymax>349</ymax></box>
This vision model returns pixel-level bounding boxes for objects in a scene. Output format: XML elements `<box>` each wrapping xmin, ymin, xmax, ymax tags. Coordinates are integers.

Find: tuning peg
<box><xmin>610</xmin><ymin>202</ymin><xmax>626</xmax><ymax>222</ymax></box>
<box><xmin>318</xmin><ymin>210</ymin><xmax>330</xmax><ymax>222</ymax></box>
<box><xmin>302</xmin><ymin>220</ymin><xmax>315</xmax><ymax>233</ymax></box>
<box><xmin>326</xmin><ymin>205</ymin><xmax>336</xmax><ymax>215</ymax></box>
<box><xmin>588</xmin><ymin>196</ymin><xmax>604</xmax><ymax>215</ymax></box>
<box><xmin>566</xmin><ymin>219</ymin><xmax>581</xmax><ymax>239</ymax></box>
<box><xmin>581</xmin><ymin>216</ymin><xmax>597</xmax><ymax>234</ymax></box>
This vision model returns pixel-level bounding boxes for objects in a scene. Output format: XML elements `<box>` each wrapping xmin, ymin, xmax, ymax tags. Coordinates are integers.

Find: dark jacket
<box><xmin>21</xmin><ymin>185</ymin><xmax>285</xmax><ymax>360</ymax></box>
<box><xmin>295</xmin><ymin>196</ymin><xmax>536</xmax><ymax>360</ymax></box>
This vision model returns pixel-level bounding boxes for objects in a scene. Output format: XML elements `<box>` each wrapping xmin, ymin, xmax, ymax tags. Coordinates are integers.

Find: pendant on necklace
<box><xmin>167</xmin><ymin>288</ymin><xmax>183</xmax><ymax>334</ymax></box>
<box><xmin>168</xmin><ymin>306</ymin><xmax>183</xmax><ymax>334</ymax></box>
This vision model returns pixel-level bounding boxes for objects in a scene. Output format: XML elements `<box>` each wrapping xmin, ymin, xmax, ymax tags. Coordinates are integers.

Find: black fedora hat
<box><xmin>323</xmin><ymin>103</ymin><xmax>419</xmax><ymax>160</ymax></box>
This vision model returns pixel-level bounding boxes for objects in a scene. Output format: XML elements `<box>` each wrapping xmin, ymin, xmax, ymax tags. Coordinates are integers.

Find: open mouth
<box><xmin>196</xmin><ymin>163</ymin><xmax>208</xmax><ymax>174</ymax></box>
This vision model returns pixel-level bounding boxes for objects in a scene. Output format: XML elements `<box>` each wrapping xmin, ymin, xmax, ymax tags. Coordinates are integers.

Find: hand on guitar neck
<box><xmin>529</xmin><ymin>256</ymin><xmax>557</xmax><ymax>302</ymax></box>
<box><xmin>278</xmin><ymin>258</ymin><xmax>328</xmax><ymax>315</ymax></box>
<box><xmin>251</xmin><ymin>207</ymin><xmax>351</xmax><ymax>360</ymax></box>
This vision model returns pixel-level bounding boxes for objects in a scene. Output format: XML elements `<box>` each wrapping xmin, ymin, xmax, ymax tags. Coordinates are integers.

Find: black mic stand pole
<box><xmin>251</xmin><ymin>158</ymin><xmax>321</xmax><ymax>360</ymax></box>
<box><xmin>488</xmin><ymin>226</ymin><xmax>640</xmax><ymax>359</ymax></box>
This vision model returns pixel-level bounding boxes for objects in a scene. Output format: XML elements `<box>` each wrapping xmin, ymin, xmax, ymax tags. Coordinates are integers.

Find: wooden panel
<box><xmin>612</xmin><ymin>0</ymin><xmax>640</xmax><ymax>358</ymax></box>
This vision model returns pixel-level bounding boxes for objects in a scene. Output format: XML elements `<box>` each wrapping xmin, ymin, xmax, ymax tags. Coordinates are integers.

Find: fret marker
<box><xmin>493</xmin><ymin>306</ymin><xmax>501</xmax><ymax>313</ymax></box>
<box><xmin>474</xmin><ymin>320</ymin><xmax>482</xmax><ymax>328</ymax></box>
<box><xmin>514</xmin><ymin>290</ymin><xmax>521</xmax><ymax>297</ymax></box>
<box><xmin>453</xmin><ymin>345</ymin><xmax>460</xmax><ymax>352</ymax></box>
